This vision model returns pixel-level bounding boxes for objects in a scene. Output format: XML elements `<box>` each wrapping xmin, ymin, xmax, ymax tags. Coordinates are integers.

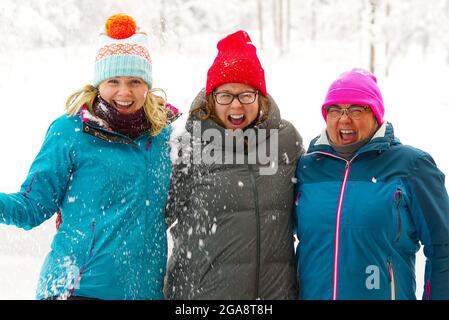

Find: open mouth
<box><xmin>340</xmin><ymin>129</ymin><xmax>356</xmax><ymax>143</ymax></box>
<box><xmin>113</xmin><ymin>100</ymin><xmax>134</xmax><ymax>112</ymax></box>
<box><xmin>228</xmin><ymin>114</ymin><xmax>245</xmax><ymax>126</ymax></box>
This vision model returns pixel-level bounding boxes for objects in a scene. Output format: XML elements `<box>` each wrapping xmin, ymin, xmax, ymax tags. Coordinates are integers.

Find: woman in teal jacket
<box><xmin>0</xmin><ymin>14</ymin><xmax>178</xmax><ymax>300</ymax></box>
<box><xmin>295</xmin><ymin>68</ymin><xmax>449</xmax><ymax>300</ymax></box>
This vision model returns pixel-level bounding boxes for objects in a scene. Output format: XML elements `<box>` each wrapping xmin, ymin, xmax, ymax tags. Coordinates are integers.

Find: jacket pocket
<box><xmin>393</xmin><ymin>189</ymin><xmax>403</xmax><ymax>242</ymax></box>
<box><xmin>387</xmin><ymin>258</ymin><xmax>396</xmax><ymax>300</ymax></box>
<box><xmin>69</xmin><ymin>219</ymin><xmax>96</xmax><ymax>297</ymax></box>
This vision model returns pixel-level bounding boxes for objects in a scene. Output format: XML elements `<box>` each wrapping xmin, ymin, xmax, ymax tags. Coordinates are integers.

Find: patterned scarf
<box><xmin>92</xmin><ymin>95</ymin><xmax>150</xmax><ymax>139</ymax></box>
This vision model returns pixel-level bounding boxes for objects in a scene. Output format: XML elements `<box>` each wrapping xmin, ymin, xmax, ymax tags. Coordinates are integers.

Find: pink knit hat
<box><xmin>322</xmin><ymin>68</ymin><xmax>384</xmax><ymax>125</ymax></box>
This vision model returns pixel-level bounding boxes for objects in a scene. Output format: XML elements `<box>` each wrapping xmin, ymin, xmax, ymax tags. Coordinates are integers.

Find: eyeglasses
<box><xmin>213</xmin><ymin>91</ymin><xmax>258</xmax><ymax>105</ymax></box>
<box><xmin>325</xmin><ymin>105</ymin><xmax>371</xmax><ymax>120</ymax></box>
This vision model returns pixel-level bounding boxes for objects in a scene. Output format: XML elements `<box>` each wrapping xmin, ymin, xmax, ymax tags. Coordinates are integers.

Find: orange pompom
<box><xmin>105</xmin><ymin>14</ymin><xmax>137</xmax><ymax>39</ymax></box>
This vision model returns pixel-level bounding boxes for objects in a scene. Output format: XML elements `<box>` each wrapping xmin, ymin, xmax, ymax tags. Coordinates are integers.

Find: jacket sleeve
<box><xmin>165</xmin><ymin>133</ymin><xmax>193</xmax><ymax>228</ymax></box>
<box><xmin>407</xmin><ymin>152</ymin><xmax>449</xmax><ymax>299</ymax></box>
<box><xmin>293</xmin><ymin>156</ymin><xmax>304</xmax><ymax>237</ymax></box>
<box><xmin>0</xmin><ymin>118</ymin><xmax>73</xmax><ymax>230</ymax></box>
<box><xmin>291</xmin><ymin>123</ymin><xmax>305</xmax><ymax>237</ymax></box>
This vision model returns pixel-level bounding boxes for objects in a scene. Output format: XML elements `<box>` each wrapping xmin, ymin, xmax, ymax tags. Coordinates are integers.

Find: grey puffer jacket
<box><xmin>164</xmin><ymin>90</ymin><xmax>304</xmax><ymax>299</ymax></box>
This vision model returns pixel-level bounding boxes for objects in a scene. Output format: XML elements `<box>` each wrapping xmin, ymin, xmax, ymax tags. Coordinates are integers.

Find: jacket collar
<box><xmin>79</xmin><ymin>103</ymin><xmax>181</xmax><ymax>145</ymax></box>
<box><xmin>80</xmin><ymin>106</ymin><xmax>139</xmax><ymax>144</ymax></box>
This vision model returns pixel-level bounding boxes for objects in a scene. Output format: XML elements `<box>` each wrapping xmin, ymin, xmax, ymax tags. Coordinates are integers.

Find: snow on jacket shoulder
<box><xmin>295</xmin><ymin>122</ymin><xmax>449</xmax><ymax>300</ymax></box>
<box><xmin>0</xmin><ymin>113</ymin><xmax>172</xmax><ymax>299</ymax></box>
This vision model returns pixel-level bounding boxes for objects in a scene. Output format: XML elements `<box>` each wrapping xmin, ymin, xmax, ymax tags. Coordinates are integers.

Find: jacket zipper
<box><xmin>332</xmin><ymin>161</ymin><xmax>351</xmax><ymax>300</ymax></box>
<box><xmin>387</xmin><ymin>259</ymin><xmax>396</xmax><ymax>300</ymax></box>
<box><xmin>248</xmin><ymin>164</ymin><xmax>261</xmax><ymax>299</ymax></box>
<box><xmin>393</xmin><ymin>189</ymin><xmax>402</xmax><ymax>242</ymax></box>
<box><xmin>308</xmin><ymin>151</ymin><xmax>354</xmax><ymax>300</ymax></box>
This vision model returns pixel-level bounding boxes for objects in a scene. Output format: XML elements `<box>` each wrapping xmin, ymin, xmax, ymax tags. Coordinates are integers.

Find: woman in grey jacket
<box><xmin>164</xmin><ymin>30</ymin><xmax>304</xmax><ymax>299</ymax></box>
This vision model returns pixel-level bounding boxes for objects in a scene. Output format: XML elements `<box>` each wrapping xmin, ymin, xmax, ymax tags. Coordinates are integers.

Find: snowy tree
<box><xmin>1</xmin><ymin>0</ymin><xmax>449</xmax><ymax>77</ymax></box>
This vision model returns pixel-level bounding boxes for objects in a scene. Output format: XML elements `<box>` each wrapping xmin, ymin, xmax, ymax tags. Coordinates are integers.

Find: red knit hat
<box><xmin>206</xmin><ymin>30</ymin><xmax>267</xmax><ymax>96</ymax></box>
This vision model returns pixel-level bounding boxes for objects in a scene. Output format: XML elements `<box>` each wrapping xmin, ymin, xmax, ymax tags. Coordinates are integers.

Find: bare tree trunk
<box><xmin>279</xmin><ymin>0</ymin><xmax>284</xmax><ymax>54</ymax></box>
<box><xmin>273</xmin><ymin>0</ymin><xmax>278</xmax><ymax>47</ymax></box>
<box><xmin>160</xmin><ymin>0</ymin><xmax>167</xmax><ymax>46</ymax></box>
<box><xmin>358</xmin><ymin>1</ymin><xmax>366</xmax><ymax>63</ymax></box>
<box><xmin>257</xmin><ymin>0</ymin><xmax>264</xmax><ymax>50</ymax></box>
<box><xmin>421</xmin><ymin>34</ymin><xmax>429</xmax><ymax>61</ymax></box>
<box><xmin>311</xmin><ymin>0</ymin><xmax>317</xmax><ymax>42</ymax></box>
<box><xmin>174</xmin><ymin>0</ymin><xmax>182</xmax><ymax>51</ymax></box>
<box><xmin>384</xmin><ymin>0</ymin><xmax>391</xmax><ymax>76</ymax></box>
<box><xmin>369</xmin><ymin>0</ymin><xmax>377</xmax><ymax>73</ymax></box>
<box><xmin>286</xmin><ymin>0</ymin><xmax>291</xmax><ymax>53</ymax></box>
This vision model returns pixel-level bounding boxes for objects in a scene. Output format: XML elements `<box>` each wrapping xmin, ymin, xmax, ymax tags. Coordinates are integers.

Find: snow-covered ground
<box><xmin>1</xmin><ymin>39</ymin><xmax>448</xmax><ymax>299</ymax></box>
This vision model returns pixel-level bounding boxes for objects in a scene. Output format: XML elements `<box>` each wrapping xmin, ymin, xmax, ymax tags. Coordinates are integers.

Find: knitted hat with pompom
<box><xmin>93</xmin><ymin>14</ymin><xmax>152</xmax><ymax>87</ymax></box>
<box><xmin>206</xmin><ymin>30</ymin><xmax>267</xmax><ymax>96</ymax></box>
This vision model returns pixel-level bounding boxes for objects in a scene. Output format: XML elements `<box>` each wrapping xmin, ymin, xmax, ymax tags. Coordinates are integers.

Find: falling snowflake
<box><xmin>283</xmin><ymin>152</ymin><xmax>290</xmax><ymax>164</ymax></box>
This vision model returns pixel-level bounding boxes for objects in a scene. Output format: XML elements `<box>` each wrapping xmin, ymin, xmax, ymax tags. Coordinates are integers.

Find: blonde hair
<box><xmin>190</xmin><ymin>92</ymin><xmax>270</xmax><ymax>127</ymax></box>
<box><xmin>65</xmin><ymin>85</ymin><xmax>168</xmax><ymax>136</ymax></box>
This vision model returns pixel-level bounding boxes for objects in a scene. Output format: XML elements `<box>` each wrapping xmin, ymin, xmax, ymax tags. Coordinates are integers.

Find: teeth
<box><xmin>229</xmin><ymin>114</ymin><xmax>244</xmax><ymax>119</ymax></box>
<box><xmin>340</xmin><ymin>130</ymin><xmax>354</xmax><ymax>134</ymax></box>
<box><xmin>115</xmin><ymin>101</ymin><xmax>133</xmax><ymax>107</ymax></box>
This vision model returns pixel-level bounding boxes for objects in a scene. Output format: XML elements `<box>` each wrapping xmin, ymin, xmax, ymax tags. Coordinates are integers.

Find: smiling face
<box><xmin>213</xmin><ymin>83</ymin><xmax>260</xmax><ymax>130</ymax></box>
<box><xmin>326</xmin><ymin>104</ymin><xmax>378</xmax><ymax>145</ymax></box>
<box><xmin>98</xmin><ymin>76</ymin><xmax>149</xmax><ymax>114</ymax></box>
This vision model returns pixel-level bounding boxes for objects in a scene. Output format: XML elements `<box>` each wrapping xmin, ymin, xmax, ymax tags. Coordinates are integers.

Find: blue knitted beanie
<box><xmin>93</xmin><ymin>14</ymin><xmax>152</xmax><ymax>88</ymax></box>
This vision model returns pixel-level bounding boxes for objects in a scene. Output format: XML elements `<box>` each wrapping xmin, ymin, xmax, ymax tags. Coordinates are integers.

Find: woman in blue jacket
<box><xmin>0</xmin><ymin>14</ymin><xmax>178</xmax><ymax>300</ymax></box>
<box><xmin>295</xmin><ymin>68</ymin><xmax>449</xmax><ymax>300</ymax></box>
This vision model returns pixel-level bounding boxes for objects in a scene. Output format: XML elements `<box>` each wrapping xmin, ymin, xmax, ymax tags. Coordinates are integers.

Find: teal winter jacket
<box><xmin>0</xmin><ymin>109</ymin><xmax>172</xmax><ymax>299</ymax></box>
<box><xmin>294</xmin><ymin>122</ymin><xmax>449</xmax><ymax>300</ymax></box>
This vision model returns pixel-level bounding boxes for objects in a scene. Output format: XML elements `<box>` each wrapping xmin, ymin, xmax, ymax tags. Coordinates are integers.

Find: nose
<box><xmin>230</xmin><ymin>96</ymin><xmax>243</xmax><ymax>108</ymax></box>
<box><xmin>339</xmin><ymin>110</ymin><xmax>351</xmax><ymax>122</ymax></box>
<box><xmin>117</xmin><ymin>83</ymin><xmax>132</xmax><ymax>96</ymax></box>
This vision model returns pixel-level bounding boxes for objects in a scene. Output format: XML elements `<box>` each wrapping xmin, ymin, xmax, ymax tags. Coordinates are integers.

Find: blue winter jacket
<box><xmin>294</xmin><ymin>122</ymin><xmax>449</xmax><ymax>300</ymax></box>
<box><xmin>0</xmin><ymin>110</ymin><xmax>172</xmax><ymax>299</ymax></box>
